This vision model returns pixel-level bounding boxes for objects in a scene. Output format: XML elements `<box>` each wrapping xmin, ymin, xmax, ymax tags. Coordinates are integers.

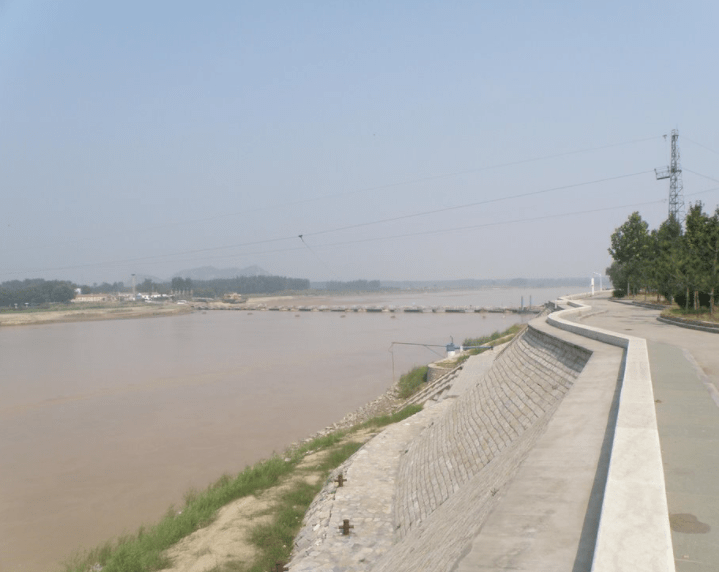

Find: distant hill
<box><xmin>172</xmin><ymin>265</ymin><xmax>270</xmax><ymax>281</ymax></box>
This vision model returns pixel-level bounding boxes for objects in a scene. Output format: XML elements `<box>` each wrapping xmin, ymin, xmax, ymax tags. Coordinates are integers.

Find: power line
<box><xmin>0</xmin><ymin>135</ymin><xmax>663</xmax><ymax>256</ymax></box>
<box><xmin>154</xmin><ymin>187</ymin><xmax>719</xmax><ymax>268</ymax></box>
<box><xmin>0</xmin><ymin>168</ymin><xmax>656</xmax><ymax>278</ymax></box>
<box><xmin>684</xmin><ymin>168</ymin><xmax>719</xmax><ymax>185</ymax></box>
<box><xmin>682</xmin><ymin>136</ymin><xmax>719</xmax><ymax>156</ymax></box>
<box><xmin>3</xmin><ymin>195</ymin><xmax>669</xmax><ymax>279</ymax></box>
<box><xmin>303</xmin><ymin>170</ymin><xmax>653</xmax><ymax>238</ymax></box>
<box><xmin>685</xmin><ymin>186</ymin><xmax>719</xmax><ymax>197</ymax></box>
<box><xmin>80</xmin><ymin>187</ymin><xmax>719</xmax><ymax>274</ymax></box>
<box><xmin>309</xmin><ymin>198</ymin><xmax>668</xmax><ymax>248</ymax></box>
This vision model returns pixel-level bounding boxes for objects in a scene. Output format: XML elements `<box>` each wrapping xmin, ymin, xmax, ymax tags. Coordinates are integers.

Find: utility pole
<box><xmin>655</xmin><ymin>129</ymin><xmax>685</xmax><ymax>222</ymax></box>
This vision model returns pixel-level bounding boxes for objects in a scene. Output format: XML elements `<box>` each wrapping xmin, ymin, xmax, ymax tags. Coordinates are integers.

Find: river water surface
<box><xmin>0</xmin><ymin>287</ymin><xmax>579</xmax><ymax>571</ymax></box>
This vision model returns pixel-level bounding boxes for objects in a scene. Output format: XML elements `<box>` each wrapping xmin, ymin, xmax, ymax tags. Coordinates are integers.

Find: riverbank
<box><xmin>1</xmin><ymin>289</ymin><xmax>557</xmax><ymax>572</ymax></box>
<box><xmin>61</xmin><ymin>325</ymin><xmax>523</xmax><ymax>572</ymax></box>
<box><xmin>63</xmin><ymin>396</ymin><xmax>422</xmax><ymax>572</ymax></box>
<box><xmin>0</xmin><ymin>303</ymin><xmax>192</xmax><ymax>327</ymax></box>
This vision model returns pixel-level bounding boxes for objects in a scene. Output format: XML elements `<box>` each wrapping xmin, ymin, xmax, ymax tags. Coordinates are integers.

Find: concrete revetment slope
<box><xmin>393</xmin><ymin>326</ymin><xmax>591</xmax><ymax>539</ymax></box>
<box><xmin>288</xmin><ymin>297</ymin><xmax>674</xmax><ymax>572</ymax></box>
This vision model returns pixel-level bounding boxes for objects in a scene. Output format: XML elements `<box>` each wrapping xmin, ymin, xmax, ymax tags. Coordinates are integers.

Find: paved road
<box><xmin>576</xmin><ymin>296</ymin><xmax>719</xmax><ymax>572</ymax></box>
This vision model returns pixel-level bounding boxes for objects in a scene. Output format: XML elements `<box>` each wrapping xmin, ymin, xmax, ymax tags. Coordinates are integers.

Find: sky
<box><xmin>1</xmin><ymin>1</ymin><xmax>718</xmax><ymax>286</ymax></box>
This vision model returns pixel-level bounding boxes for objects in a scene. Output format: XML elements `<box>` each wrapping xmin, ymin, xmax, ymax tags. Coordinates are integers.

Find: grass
<box><xmin>63</xmin><ymin>404</ymin><xmax>423</xmax><ymax>572</ymax></box>
<box><xmin>396</xmin><ymin>366</ymin><xmax>428</xmax><ymax>398</ymax></box>
<box><xmin>357</xmin><ymin>403</ymin><xmax>423</xmax><ymax>429</ymax></box>
<box><xmin>662</xmin><ymin>306</ymin><xmax>719</xmax><ymax>324</ymax></box>
<box><xmin>64</xmin><ymin>456</ymin><xmax>301</xmax><ymax>572</ymax></box>
<box><xmin>452</xmin><ymin>324</ymin><xmax>527</xmax><ymax>366</ymax></box>
<box><xmin>393</xmin><ymin>325</ymin><xmax>526</xmax><ymax>400</ymax></box>
<box><xmin>462</xmin><ymin>324</ymin><xmax>524</xmax><ymax>349</ymax></box>
<box><xmin>242</xmin><ymin>441</ymin><xmax>365</xmax><ymax>572</ymax></box>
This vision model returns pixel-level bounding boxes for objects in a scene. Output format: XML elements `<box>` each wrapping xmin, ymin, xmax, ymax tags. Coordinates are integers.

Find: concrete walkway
<box><xmin>454</xmin><ymin>319</ymin><xmax>624</xmax><ymax>571</ymax></box>
<box><xmin>573</xmin><ymin>295</ymin><xmax>719</xmax><ymax>571</ymax></box>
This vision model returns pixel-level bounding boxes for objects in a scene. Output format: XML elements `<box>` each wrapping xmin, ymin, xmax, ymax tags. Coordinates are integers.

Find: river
<box><xmin>0</xmin><ymin>287</ymin><xmax>580</xmax><ymax>571</ymax></box>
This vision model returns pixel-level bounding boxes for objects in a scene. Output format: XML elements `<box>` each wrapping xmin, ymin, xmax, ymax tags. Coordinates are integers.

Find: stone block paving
<box><xmin>289</xmin><ymin>325</ymin><xmax>592</xmax><ymax>572</ymax></box>
<box><xmin>288</xmin><ymin>398</ymin><xmax>454</xmax><ymax>572</ymax></box>
<box><xmin>394</xmin><ymin>326</ymin><xmax>590</xmax><ymax>537</ymax></box>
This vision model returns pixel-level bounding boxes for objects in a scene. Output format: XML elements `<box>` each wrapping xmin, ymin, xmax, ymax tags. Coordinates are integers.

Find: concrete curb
<box><xmin>548</xmin><ymin>299</ymin><xmax>675</xmax><ymax>572</ymax></box>
<box><xmin>610</xmin><ymin>299</ymin><xmax>668</xmax><ymax>311</ymax></box>
<box><xmin>657</xmin><ymin>315</ymin><xmax>719</xmax><ymax>334</ymax></box>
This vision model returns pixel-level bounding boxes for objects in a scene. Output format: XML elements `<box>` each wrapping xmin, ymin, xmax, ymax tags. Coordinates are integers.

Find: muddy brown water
<box><xmin>0</xmin><ymin>288</ymin><xmax>574</xmax><ymax>572</ymax></box>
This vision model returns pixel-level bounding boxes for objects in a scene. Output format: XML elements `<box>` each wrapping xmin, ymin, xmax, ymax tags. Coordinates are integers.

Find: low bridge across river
<box><xmin>205</xmin><ymin>304</ymin><xmax>543</xmax><ymax>314</ymax></box>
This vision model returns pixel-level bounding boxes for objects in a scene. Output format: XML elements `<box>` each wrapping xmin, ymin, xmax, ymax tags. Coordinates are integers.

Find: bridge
<box><xmin>233</xmin><ymin>304</ymin><xmax>542</xmax><ymax>314</ymax></box>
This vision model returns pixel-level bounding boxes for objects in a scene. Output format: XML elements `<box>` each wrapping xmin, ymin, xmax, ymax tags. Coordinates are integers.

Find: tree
<box><xmin>138</xmin><ymin>278</ymin><xmax>155</xmax><ymax>293</ymax></box>
<box><xmin>684</xmin><ymin>203</ymin><xmax>719</xmax><ymax>313</ymax></box>
<box><xmin>50</xmin><ymin>283</ymin><xmax>76</xmax><ymax>303</ymax></box>
<box><xmin>607</xmin><ymin>212</ymin><xmax>651</xmax><ymax>296</ymax></box>
<box><xmin>653</xmin><ymin>214</ymin><xmax>686</xmax><ymax>304</ymax></box>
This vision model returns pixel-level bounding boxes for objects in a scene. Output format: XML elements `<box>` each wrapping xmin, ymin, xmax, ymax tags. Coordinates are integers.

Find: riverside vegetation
<box><xmin>63</xmin><ymin>325</ymin><xmax>523</xmax><ymax>572</ymax></box>
<box><xmin>64</xmin><ymin>406</ymin><xmax>421</xmax><ymax>572</ymax></box>
<box><xmin>396</xmin><ymin>324</ymin><xmax>525</xmax><ymax>398</ymax></box>
<box><xmin>606</xmin><ymin>203</ymin><xmax>719</xmax><ymax>314</ymax></box>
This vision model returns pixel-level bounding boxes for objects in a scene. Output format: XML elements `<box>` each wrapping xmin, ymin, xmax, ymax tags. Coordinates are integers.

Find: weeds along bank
<box><xmin>63</xmin><ymin>324</ymin><xmax>525</xmax><ymax>572</ymax></box>
<box><xmin>64</xmin><ymin>406</ymin><xmax>424</xmax><ymax>572</ymax></box>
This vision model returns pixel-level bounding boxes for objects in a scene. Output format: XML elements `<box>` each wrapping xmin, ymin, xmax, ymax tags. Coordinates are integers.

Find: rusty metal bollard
<box><xmin>338</xmin><ymin>519</ymin><xmax>354</xmax><ymax>535</ymax></box>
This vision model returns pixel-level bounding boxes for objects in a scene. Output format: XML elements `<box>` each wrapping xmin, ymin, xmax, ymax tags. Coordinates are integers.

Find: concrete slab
<box><xmin>575</xmin><ymin>298</ymin><xmax>719</xmax><ymax>571</ymax></box>
<box><xmin>454</xmin><ymin>321</ymin><xmax>624</xmax><ymax>572</ymax></box>
<box><xmin>648</xmin><ymin>341</ymin><xmax>719</xmax><ymax>571</ymax></box>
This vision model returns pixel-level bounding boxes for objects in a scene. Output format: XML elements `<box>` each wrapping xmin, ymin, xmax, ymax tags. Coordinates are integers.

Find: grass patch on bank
<box><xmin>394</xmin><ymin>325</ymin><xmax>526</xmax><ymax>399</ymax></box>
<box><xmin>358</xmin><ymin>403</ymin><xmax>424</xmax><ymax>429</ymax></box>
<box><xmin>463</xmin><ymin>324</ymin><xmax>524</xmax><ymax>349</ymax></box>
<box><xmin>64</xmin><ymin>456</ymin><xmax>302</xmax><ymax>572</ymax></box>
<box><xmin>396</xmin><ymin>366</ymin><xmax>428</xmax><ymax>398</ymax></box>
<box><xmin>244</xmin><ymin>441</ymin><xmax>365</xmax><ymax>572</ymax></box>
<box><xmin>63</xmin><ymin>405</ymin><xmax>423</xmax><ymax>572</ymax></box>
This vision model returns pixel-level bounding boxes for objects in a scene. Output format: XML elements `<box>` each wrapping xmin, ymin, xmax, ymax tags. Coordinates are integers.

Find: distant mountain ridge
<box><xmin>173</xmin><ymin>265</ymin><xmax>270</xmax><ymax>281</ymax></box>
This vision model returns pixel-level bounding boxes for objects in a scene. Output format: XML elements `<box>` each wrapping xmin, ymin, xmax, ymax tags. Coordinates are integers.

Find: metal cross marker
<box><xmin>335</xmin><ymin>473</ymin><xmax>347</xmax><ymax>487</ymax></box>
<box><xmin>271</xmin><ymin>562</ymin><xmax>288</xmax><ymax>572</ymax></box>
<box><xmin>338</xmin><ymin>519</ymin><xmax>354</xmax><ymax>535</ymax></box>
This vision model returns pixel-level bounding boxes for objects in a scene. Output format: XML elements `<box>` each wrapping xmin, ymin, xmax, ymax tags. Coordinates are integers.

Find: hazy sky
<box><xmin>1</xmin><ymin>1</ymin><xmax>718</xmax><ymax>285</ymax></box>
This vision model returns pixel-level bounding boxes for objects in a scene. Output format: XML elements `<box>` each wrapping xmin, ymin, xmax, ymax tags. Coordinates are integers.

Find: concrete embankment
<box><xmin>288</xmin><ymin>307</ymin><xmax>637</xmax><ymax>571</ymax></box>
<box><xmin>549</xmin><ymin>298</ymin><xmax>674</xmax><ymax>571</ymax></box>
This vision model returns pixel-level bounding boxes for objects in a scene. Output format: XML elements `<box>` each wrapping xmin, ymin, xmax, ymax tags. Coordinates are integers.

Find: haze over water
<box><xmin>0</xmin><ymin>288</ymin><xmax>577</xmax><ymax>571</ymax></box>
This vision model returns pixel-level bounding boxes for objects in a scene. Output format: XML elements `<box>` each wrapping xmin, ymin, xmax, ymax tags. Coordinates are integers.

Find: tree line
<box><xmin>0</xmin><ymin>279</ymin><xmax>76</xmax><ymax>306</ymax></box>
<box><xmin>188</xmin><ymin>275</ymin><xmax>310</xmax><ymax>298</ymax></box>
<box><xmin>1</xmin><ymin>273</ymin><xmax>312</xmax><ymax>307</ymax></box>
<box><xmin>606</xmin><ymin>201</ymin><xmax>719</xmax><ymax>313</ymax></box>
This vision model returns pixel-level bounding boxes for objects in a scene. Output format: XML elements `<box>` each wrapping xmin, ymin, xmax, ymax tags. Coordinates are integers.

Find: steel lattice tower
<box><xmin>655</xmin><ymin>129</ymin><xmax>685</xmax><ymax>222</ymax></box>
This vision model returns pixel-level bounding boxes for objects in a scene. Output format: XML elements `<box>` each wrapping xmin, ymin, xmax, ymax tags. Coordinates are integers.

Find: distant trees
<box><xmin>0</xmin><ymin>279</ymin><xmax>76</xmax><ymax>306</ymax></box>
<box><xmin>0</xmin><ymin>274</ymin><xmax>311</xmax><ymax>306</ymax></box>
<box><xmin>183</xmin><ymin>275</ymin><xmax>310</xmax><ymax>297</ymax></box>
<box><xmin>171</xmin><ymin>277</ymin><xmax>193</xmax><ymax>292</ymax></box>
<box><xmin>606</xmin><ymin>203</ymin><xmax>719</xmax><ymax>313</ymax></box>
<box><xmin>78</xmin><ymin>281</ymin><xmax>126</xmax><ymax>294</ymax></box>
